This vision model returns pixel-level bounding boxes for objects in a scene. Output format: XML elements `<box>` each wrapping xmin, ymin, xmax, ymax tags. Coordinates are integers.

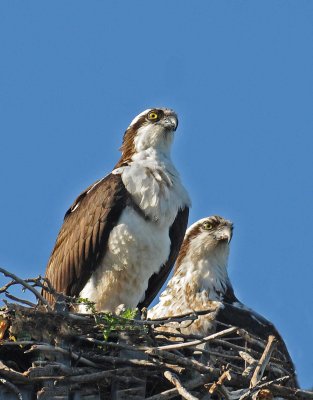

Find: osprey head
<box><xmin>117</xmin><ymin>108</ymin><xmax>178</xmax><ymax>166</ymax></box>
<box><xmin>199</xmin><ymin>215</ymin><xmax>233</xmax><ymax>245</ymax></box>
<box><xmin>176</xmin><ymin>215</ymin><xmax>233</xmax><ymax>269</ymax></box>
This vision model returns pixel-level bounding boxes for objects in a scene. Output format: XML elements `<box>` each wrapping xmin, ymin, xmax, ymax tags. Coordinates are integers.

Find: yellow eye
<box><xmin>148</xmin><ymin>111</ymin><xmax>159</xmax><ymax>120</ymax></box>
<box><xmin>203</xmin><ymin>222</ymin><xmax>213</xmax><ymax>230</ymax></box>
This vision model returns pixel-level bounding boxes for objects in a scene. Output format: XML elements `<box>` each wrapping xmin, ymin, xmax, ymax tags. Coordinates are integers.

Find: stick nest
<box><xmin>0</xmin><ymin>268</ymin><xmax>312</xmax><ymax>400</ymax></box>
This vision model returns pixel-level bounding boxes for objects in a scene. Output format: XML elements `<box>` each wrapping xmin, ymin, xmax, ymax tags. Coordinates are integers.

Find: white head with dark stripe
<box><xmin>176</xmin><ymin>215</ymin><xmax>233</xmax><ymax>273</ymax></box>
<box><xmin>116</xmin><ymin>108</ymin><xmax>178</xmax><ymax>167</ymax></box>
<box><xmin>148</xmin><ymin>215</ymin><xmax>234</xmax><ymax>320</ymax></box>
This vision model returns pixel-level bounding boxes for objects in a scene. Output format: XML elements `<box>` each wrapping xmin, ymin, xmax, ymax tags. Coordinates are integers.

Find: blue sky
<box><xmin>0</xmin><ymin>1</ymin><xmax>312</xmax><ymax>389</ymax></box>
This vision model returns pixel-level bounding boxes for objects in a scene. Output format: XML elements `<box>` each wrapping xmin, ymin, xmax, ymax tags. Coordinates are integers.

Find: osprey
<box><xmin>148</xmin><ymin>215</ymin><xmax>233</xmax><ymax>332</ymax></box>
<box><xmin>149</xmin><ymin>216</ymin><xmax>297</xmax><ymax>386</ymax></box>
<box><xmin>43</xmin><ymin>108</ymin><xmax>190</xmax><ymax>312</ymax></box>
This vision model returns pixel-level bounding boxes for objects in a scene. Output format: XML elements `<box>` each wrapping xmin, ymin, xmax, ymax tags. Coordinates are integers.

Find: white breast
<box><xmin>79</xmin><ymin>152</ymin><xmax>190</xmax><ymax>313</ymax></box>
<box><xmin>79</xmin><ymin>205</ymin><xmax>171</xmax><ymax>312</ymax></box>
<box><xmin>148</xmin><ymin>251</ymin><xmax>227</xmax><ymax>335</ymax></box>
<box><xmin>114</xmin><ymin>150</ymin><xmax>190</xmax><ymax>226</ymax></box>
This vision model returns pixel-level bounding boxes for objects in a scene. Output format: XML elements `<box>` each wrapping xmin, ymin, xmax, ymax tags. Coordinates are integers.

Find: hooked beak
<box><xmin>162</xmin><ymin>114</ymin><xmax>178</xmax><ymax>131</ymax></box>
<box><xmin>215</xmin><ymin>225</ymin><xmax>233</xmax><ymax>244</ymax></box>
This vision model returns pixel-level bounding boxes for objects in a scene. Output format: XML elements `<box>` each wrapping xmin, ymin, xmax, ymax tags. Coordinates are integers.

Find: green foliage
<box><xmin>99</xmin><ymin>308</ymin><xmax>139</xmax><ymax>341</ymax></box>
<box><xmin>76</xmin><ymin>297</ymin><xmax>139</xmax><ymax>341</ymax></box>
<box><xmin>76</xmin><ymin>297</ymin><xmax>97</xmax><ymax>314</ymax></box>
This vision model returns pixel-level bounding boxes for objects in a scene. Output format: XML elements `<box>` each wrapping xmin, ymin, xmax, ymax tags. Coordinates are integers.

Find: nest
<box><xmin>0</xmin><ymin>267</ymin><xmax>312</xmax><ymax>400</ymax></box>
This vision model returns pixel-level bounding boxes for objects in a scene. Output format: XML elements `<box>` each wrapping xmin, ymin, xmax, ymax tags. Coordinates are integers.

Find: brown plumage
<box><xmin>149</xmin><ymin>215</ymin><xmax>298</xmax><ymax>387</ymax></box>
<box><xmin>43</xmin><ymin>108</ymin><xmax>190</xmax><ymax>311</ymax></box>
<box><xmin>43</xmin><ymin>174</ymin><xmax>127</xmax><ymax>305</ymax></box>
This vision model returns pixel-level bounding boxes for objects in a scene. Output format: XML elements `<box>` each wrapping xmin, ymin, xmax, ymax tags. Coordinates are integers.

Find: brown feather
<box><xmin>114</xmin><ymin>114</ymin><xmax>147</xmax><ymax>168</ymax></box>
<box><xmin>175</xmin><ymin>223</ymin><xmax>201</xmax><ymax>271</ymax></box>
<box><xmin>43</xmin><ymin>173</ymin><xmax>128</xmax><ymax>305</ymax></box>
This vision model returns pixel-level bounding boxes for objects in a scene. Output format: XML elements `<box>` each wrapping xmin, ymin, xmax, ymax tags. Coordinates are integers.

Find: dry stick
<box><xmin>0</xmin><ymin>341</ymin><xmax>36</xmax><ymax>347</ymax></box>
<box><xmin>0</xmin><ymin>378</ymin><xmax>23</xmax><ymax>400</ymax></box>
<box><xmin>0</xmin><ymin>267</ymin><xmax>52</xmax><ymax>310</ymax></box>
<box><xmin>163</xmin><ymin>371</ymin><xmax>199</xmax><ymax>400</ymax></box>
<box><xmin>152</xmin><ymin>329</ymin><xmax>200</xmax><ymax>339</ymax></box>
<box><xmin>271</xmin><ymin>385</ymin><xmax>313</xmax><ymax>400</ymax></box>
<box><xmin>4</xmin><ymin>293</ymin><xmax>37</xmax><ymax>308</ymax></box>
<box><xmin>0</xmin><ymin>276</ymin><xmax>47</xmax><ymax>293</ymax></box>
<box><xmin>39</xmin><ymin>276</ymin><xmax>72</xmax><ymax>302</ymax></box>
<box><xmin>57</xmin><ymin>367</ymin><xmax>149</xmax><ymax>384</ymax></box>
<box><xmin>25</xmin><ymin>344</ymin><xmax>99</xmax><ymax>368</ymax></box>
<box><xmin>155</xmin><ymin>326</ymin><xmax>237</xmax><ymax>350</ymax></box>
<box><xmin>119</xmin><ymin>314</ymin><xmax>199</xmax><ymax>327</ymax></box>
<box><xmin>145</xmin><ymin>373</ymin><xmax>212</xmax><ymax>400</ymax></box>
<box><xmin>200</xmin><ymin>348</ymin><xmax>242</xmax><ymax>361</ymax></box>
<box><xmin>232</xmin><ymin>327</ymin><xmax>292</xmax><ymax>362</ymax></box>
<box><xmin>25</xmin><ymin>364</ymin><xmax>94</xmax><ymax>378</ymax></box>
<box><xmin>1</xmin><ymin>301</ymin><xmax>89</xmax><ymax>323</ymax></box>
<box><xmin>0</xmin><ymin>362</ymin><xmax>29</xmax><ymax>384</ymax></box>
<box><xmin>239</xmin><ymin>375</ymin><xmax>290</xmax><ymax>400</ymax></box>
<box><xmin>146</xmin><ymin>348</ymin><xmax>214</xmax><ymax>374</ymax></box>
<box><xmin>208</xmin><ymin>370</ymin><xmax>231</xmax><ymax>395</ymax></box>
<box><xmin>0</xmin><ymin>280</ymin><xmax>17</xmax><ymax>293</ymax></box>
<box><xmin>214</xmin><ymin>337</ymin><xmax>288</xmax><ymax>368</ymax></box>
<box><xmin>249</xmin><ymin>335</ymin><xmax>277</xmax><ymax>388</ymax></box>
<box><xmin>83</xmin><ymin>353</ymin><xmax>183</xmax><ymax>374</ymax></box>
<box><xmin>80</xmin><ymin>353</ymin><xmax>162</xmax><ymax>369</ymax></box>
<box><xmin>78</xmin><ymin>335</ymin><xmax>149</xmax><ymax>351</ymax></box>
<box><xmin>213</xmin><ymin>338</ymin><xmax>262</xmax><ymax>360</ymax></box>
<box><xmin>236</xmin><ymin>328</ymin><xmax>266</xmax><ymax>350</ymax></box>
<box><xmin>148</xmin><ymin>308</ymin><xmax>218</xmax><ymax>322</ymax></box>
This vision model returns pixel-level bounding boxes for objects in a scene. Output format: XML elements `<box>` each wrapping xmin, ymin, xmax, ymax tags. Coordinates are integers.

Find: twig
<box><xmin>213</xmin><ymin>338</ymin><xmax>261</xmax><ymax>359</ymax></box>
<box><xmin>58</xmin><ymin>367</ymin><xmax>148</xmax><ymax>383</ymax></box>
<box><xmin>164</xmin><ymin>371</ymin><xmax>199</xmax><ymax>400</ymax></box>
<box><xmin>155</xmin><ymin>326</ymin><xmax>237</xmax><ymax>350</ymax></box>
<box><xmin>0</xmin><ymin>267</ymin><xmax>52</xmax><ymax>310</ymax></box>
<box><xmin>4</xmin><ymin>293</ymin><xmax>37</xmax><ymax>308</ymax></box>
<box><xmin>0</xmin><ymin>341</ymin><xmax>35</xmax><ymax>346</ymax></box>
<box><xmin>25</xmin><ymin>344</ymin><xmax>99</xmax><ymax>368</ymax></box>
<box><xmin>123</xmin><ymin>314</ymin><xmax>199</xmax><ymax>326</ymax></box>
<box><xmin>271</xmin><ymin>382</ymin><xmax>313</xmax><ymax>400</ymax></box>
<box><xmin>146</xmin><ymin>373</ymin><xmax>212</xmax><ymax>400</ymax></box>
<box><xmin>80</xmin><ymin>353</ymin><xmax>164</xmax><ymax>369</ymax></box>
<box><xmin>208</xmin><ymin>370</ymin><xmax>232</xmax><ymax>395</ymax></box>
<box><xmin>0</xmin><ymin>378</ymin><xmax>23</xmax><ymax>400</ymax></box>
<box><xmin>239</xmin><ymin>375</ymin><xmax>289</xmax><ymax>400</ymax></box>
<box><xmin>146</xmin><ymin>348</ymin><xmax>215</xmax><ymax>374</ymax></box>
<box><xmin>0</xmin><ymin>362</ymin><xmax>29</xmax><ymax>384</ymax></box>
<box><xmin>78</xmin><ymin>335</ymin><xmax>148</xmax><ymax>351</ymax></box>
<box><xmin>250</xmin><ymin>335</ymin><xmax>277</xmax><ymax>388</ymax></box>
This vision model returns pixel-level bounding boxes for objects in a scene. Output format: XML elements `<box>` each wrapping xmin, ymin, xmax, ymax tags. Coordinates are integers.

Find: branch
<box><xmin>25</xmin><ymin>344</ymin><xmax>99</xmax><ymax>368</ymax></box>
<box><xmin>155</xmin><ymin>326</ymin><xmax>237</xmax><ymax>350</ymax></box>
<box><xmin>250</xmin><ymin>335</ymin><xmax>277</xmax><ymax>388</ymax></box>
<box><xmin>145</xmin><ymin>373</ymin><xmax>212</xmax><ymax>400</ymax></box>
<box><xmin>164</xmin><ymin>371</ymin><xmax>199</xmax><ymax>400</ymax></box>
<box><xmin>0</xmin><ymin>378</ymin><xmax>23</xmax><ymax>400</ymax></box>
<box><xmin>0</xmin><ymin>267</ymin><xmax>52</xmax><ymax>310</ymax></box>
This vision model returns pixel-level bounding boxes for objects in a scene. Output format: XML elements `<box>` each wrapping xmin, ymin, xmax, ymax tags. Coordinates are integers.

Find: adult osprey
<box><xmin>43</xmin><ymin>108</ymin><xmax>190</xmax><ymax>312</ymax></box>
<box><xmin>149</xmin><ymin>216</ymin><xmax>297</xmax><ymax>386</ymax></box>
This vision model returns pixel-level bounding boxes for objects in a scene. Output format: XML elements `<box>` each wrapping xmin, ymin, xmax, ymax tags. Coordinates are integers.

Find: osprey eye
<box><xmin>203</xmin><ymin>222</ymin><xmax>213</xmax><ymax>230</ymax></box>
<box><xmin>148</xmin><ymin>111</ymin><xmax>159</xmax><ymax>121</ymax></box>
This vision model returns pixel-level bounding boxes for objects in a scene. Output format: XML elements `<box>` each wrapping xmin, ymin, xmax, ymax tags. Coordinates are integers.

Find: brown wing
<box><xmin>138</xmin><ymin>207</ymin><xmax>189</xmax><ymax>309</ymax></box>
<box><xmin>43</xmin><ymin>173</ymin><xmax>128</xmax><ymax>304</ymax></box>
<box><xmin>216</xmin><ymin>302</ymin><xmax>298</xmax><ymax>387</ymax></box>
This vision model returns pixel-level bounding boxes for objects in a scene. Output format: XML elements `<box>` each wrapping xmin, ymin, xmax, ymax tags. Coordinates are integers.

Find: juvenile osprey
<box><xmin>149</xmin><ymin>216</ymin><xmax>297</xmax><ymax>385</ymax></box>
<box><xmin>43</xmin><ymin>108</ymin><xmax>190</xmax><ymax>312</ymax></box>
<box><xmin>148</xmin><ymin>216</ymin><xmax>233</xmax><ymax>333</ymax></box>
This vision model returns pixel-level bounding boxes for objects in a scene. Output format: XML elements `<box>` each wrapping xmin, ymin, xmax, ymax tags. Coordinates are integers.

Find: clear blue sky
<box><xmin>0</xmin><ymin>1</ymin><xmax>312</xmax><ymax>389</ymax></box>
